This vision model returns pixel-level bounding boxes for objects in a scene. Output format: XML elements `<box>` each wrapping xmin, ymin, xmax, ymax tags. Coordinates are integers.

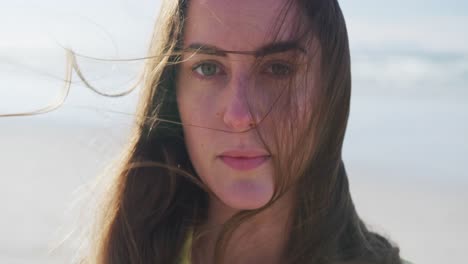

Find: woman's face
<box><xmin>176</xmin><ymin>0</ymin><xmax>314</xmax><ymax>210</ymax></box>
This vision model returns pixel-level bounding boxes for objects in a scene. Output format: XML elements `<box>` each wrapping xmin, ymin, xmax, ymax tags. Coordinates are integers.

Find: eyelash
<box><xmin>191</xmin><ymin>60</ymin><xmax>295</xmax><ymax>80</ymax></box>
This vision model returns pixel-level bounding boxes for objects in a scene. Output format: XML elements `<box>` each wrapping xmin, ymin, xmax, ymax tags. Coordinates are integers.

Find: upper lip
<box><xmin>219</xmin><ymin>149</ymin><xmax>271</xmax><ymax>158</ymax></box>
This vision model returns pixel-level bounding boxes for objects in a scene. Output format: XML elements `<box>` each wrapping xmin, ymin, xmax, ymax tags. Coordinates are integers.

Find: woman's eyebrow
<box><xmin>183</xmin><ymin>41</ymin><xmax>306</xmax><ymax>57</ymax></box>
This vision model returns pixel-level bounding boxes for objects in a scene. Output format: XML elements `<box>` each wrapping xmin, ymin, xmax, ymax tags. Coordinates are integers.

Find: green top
<box><xmin>178</xmin><ymin>229</ymin><xmax>193</xmax><ymax>264</ymax></box>
<box><xmin>178</xmin><ymin>230</ymin><xmax>413</xmax><ymax>264</ymax></box>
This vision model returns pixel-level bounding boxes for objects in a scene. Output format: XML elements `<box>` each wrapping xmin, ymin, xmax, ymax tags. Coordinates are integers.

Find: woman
<box><xmin>83</xmin><ymin>0</ymin><xmax>408</xmax><ymax>263</ymax></box>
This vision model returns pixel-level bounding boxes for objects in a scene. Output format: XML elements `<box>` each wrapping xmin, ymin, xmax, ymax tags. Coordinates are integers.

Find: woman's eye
<box><xmin>264</xmin><ymin>63</ymin><xmax>293</xmax><ymax>77</ymax></box>
<box><xmin>193</xmin><ymin>62</ymin><xmax>221</xmax><ymax>77</ymax></box>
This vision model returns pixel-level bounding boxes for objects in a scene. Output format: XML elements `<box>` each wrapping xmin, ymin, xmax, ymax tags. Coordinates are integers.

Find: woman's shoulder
<box><xmin>178</xmin><ymin>228</ymin><xmax>414</xmax><ymax>264</ymax></box>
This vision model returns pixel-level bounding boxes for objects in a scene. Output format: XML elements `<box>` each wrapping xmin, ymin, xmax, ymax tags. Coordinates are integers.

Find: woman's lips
<box><xmin>219</xmin><ymin>155</ymin><xmax>270</xmax><ymax>171</ymax></box>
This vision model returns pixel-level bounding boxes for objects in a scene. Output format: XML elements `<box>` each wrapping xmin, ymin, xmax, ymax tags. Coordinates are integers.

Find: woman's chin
<box><xmin>219</xmin><ymin>180</ymin><xmax>274</xmax><ymax>210</ymax></box>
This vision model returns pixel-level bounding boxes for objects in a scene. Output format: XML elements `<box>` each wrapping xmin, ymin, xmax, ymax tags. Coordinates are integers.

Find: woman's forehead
<box><xmin>184</xmin><ymin>0</ymin><xmax>300</xmax><ymax>51</ymax></box>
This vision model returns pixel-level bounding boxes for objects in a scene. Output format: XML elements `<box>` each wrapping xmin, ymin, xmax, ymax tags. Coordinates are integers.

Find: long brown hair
<box><xmin>81</xmin><ymin>0</ymin><xmax>402</xmax><ymax>263</ymax></box>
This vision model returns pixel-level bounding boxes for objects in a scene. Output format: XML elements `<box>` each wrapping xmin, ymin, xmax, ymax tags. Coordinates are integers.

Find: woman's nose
<box><xmin>222</xmin><ymin>75</ymin><xmax>256</xmax><ymax>131</ymax></box>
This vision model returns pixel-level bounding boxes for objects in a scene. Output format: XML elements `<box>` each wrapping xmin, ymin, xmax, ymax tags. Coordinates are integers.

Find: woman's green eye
<box><xmin>193</xmin><ymin>62</ymin><xmax>220</xmax><ymax>76</ymax></box>
<box><xmin>269</xmin><ymin>63</ymin><xmax>292</xmax><ymax>76</ymax></box>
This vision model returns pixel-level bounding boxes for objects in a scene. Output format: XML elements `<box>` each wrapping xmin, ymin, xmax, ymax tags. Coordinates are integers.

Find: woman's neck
<box><xmin>192</xmin><ymin>191</ymin><xmax>294</xmax><ymax>264</ymax></box>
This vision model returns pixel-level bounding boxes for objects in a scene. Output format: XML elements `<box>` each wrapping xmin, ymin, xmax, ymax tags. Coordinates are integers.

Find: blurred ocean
<box><xmin>1</xmin><ymin>1</ymin><xmax>467</xmax><ymax>264</ymax></box>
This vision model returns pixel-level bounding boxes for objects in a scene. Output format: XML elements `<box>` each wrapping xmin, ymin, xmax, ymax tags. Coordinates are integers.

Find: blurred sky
<box><xmin>1</xmin><ymin>0</ymin><xmax>467</xmax><ymax>54</ymax></box>
<box><xmin>342</xmin><ymin>0</ymin><xmax>468</xmax><ymax>18</ymax></box>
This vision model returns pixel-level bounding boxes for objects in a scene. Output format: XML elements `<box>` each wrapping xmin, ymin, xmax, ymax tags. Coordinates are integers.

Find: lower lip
<box><xmin>219</xmin><ymin>156</ymin><xmax>270</xmax><ymax>171</ymax></box>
